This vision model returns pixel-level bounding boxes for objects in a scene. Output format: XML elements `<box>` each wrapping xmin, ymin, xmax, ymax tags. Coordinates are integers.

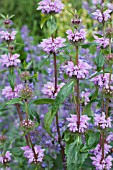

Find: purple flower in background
<box><xmin>38</xmin><ymin>37</ymin><xmax>66</xmax><ymax>54</ymax></box>
<box><xmin>66</xmin><ymin>29</ymin><xmax>86</xmax><ymax>44</ymax></box>
<box><xmin>81</xmin><ymin>91</ymin><xmax>90</xmax><ymax>105</ymax></box>
<box><xmin>92</xmin><ymin>0</ymin><xmax>102</xmax><ymax>5</ymax></box>
<box><xmin>94</xmin><ymin>112</ymin><xmax>111</xmax><ymax>129</ymax></box>
<box><xmin>0</xmin><ymin>151</ymin><xmax>12</xmax><ymax>164</ymax></box>
<box><xmin>67</xmin><ymin>115</ymin><xmax>90</xmax><ymax>133</ymax></box>
<box><xmin>2</xmin><ymin>84</ymin><xmax>23</xmax><ymax>100</ymax></box>
<box><xmin>92</xmin><ymin>9</ymin><xmax>112</xmax><ymax>22</ymax></box>
<box><xmin>42</xmin><ymin>82</ymin><xmax>65</xmax><ymax>98</ymax></box>
<box><xmin>94</xmin><ymin>35</ymin><xmax>109</xmax><ymax>48</ymax></box>
<box><xmin>0</xmin><ymin>31</ymin><xmax>17</xmax><ymax>42</ymax></box>
<box><xmin>0</xmin><ymin>53</ymin><xmax>21</xmax><ymax>67</ymax></box>
<box><xmin>91</xmin><ymin>155</ymin><xmax>113</xmax><ymax>170</ymax></box>
<box><xmin>37</xmin><ymin>0</ymin><xmax>64</xmax><ymax>14</ymax></box>
<box><xmin>21</xmin><ymin>145</ymin><xmax>45</xmax><ymax>164</ymax></box>
<box><xmin>62</xmin><ymin>60</ymin><xmax>92</xmax><ymax>79</ymax></box>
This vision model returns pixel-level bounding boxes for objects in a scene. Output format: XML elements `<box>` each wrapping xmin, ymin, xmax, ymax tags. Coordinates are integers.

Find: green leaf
<box><xmin>94</xmin><ymin>34</ymin><xmax>103</xmax><ymax>38</ymax></box>
<box><xmin>0</xmin><ymin>14</ymin><xmax>6</xmax><ymax>19</ymax></box>
<box><xmin>33</xmin><ymin>98</ymin><xmax>54</xmax><ymax>105</ymax></box>
<box><xmin>47</xmin><ymin>16</ymin><xmax>57</xmax><ymax>34</ymax></box>
<box><xmin>81</xmin><ymin>131</ymin><xmax>100</xmax><ymax>152</ymax></box>
<box><xmin>52</xmin><ymin>80</ymin><xmax>75</xmax><ymax>114</ymax></box>
<box><xmin>66</xmin><ymin>139</ymin><xmax>88</xmax><ymax>170</ymax></box>
<box><xmin>81</xmin><ymin>43</ymin><xmax>97</xmax><ymax>49</ymax></box>
<box><xmin>8</xmin><ymin>67</ymin><xmax>16</xmax><ymax>90</ymax></box>
<box><xmin>9</xmin><ymin>14</ymin><xmax>15</xmax><ymax>19</ymax></box>
<box><xmin>95</xmin><ymin>54</ymin><xmax>105</xmax><ymax>68</ymax></box>
<box><xmin>44</xmin><ymin>80</ymin><xmax>76</xmax><ymax>135</ymax></box>
<box><xmin>83</xmin><ymin>103</ymin><xmax>92</xmax><ymax>116</ymax></box>
<box><xmin>41</xmin><ymin>15</ymin><xmax>50</xmax><ymax>29</ymax></box>
<box><xmin>6</xmin><ymin>98</ymin><xmax>23</xmax><ymax>105</ymax></box>
<box><xmin>44</xmin><ymin>110</ymin><xmax>53</xmax><ymax>136</ymax></box>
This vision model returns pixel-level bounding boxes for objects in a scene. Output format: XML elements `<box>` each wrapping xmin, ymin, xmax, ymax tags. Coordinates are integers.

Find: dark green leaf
<box><xmin>44</xmin><ymin>80</ymin><xmax>76</xmax><ymax>135</ymax></box>
<box><xmin>95</xmin><ymin>54</ymin><xmax>105</xmax><ymax>67</ymax></box>
<box><xmin>33</xmin><ymin>98</ymin><xmax>54</xmax><ymax>105</ymax></box>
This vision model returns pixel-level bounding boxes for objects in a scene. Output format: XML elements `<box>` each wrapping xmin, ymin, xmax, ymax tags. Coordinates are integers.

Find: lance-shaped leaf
<box><xmin>33</xmin><ymin>98</ymin><xmax>54</xmax><ymax>105</ymax></box>
<box><xmin>44</xmin><ymin>80</ymin><xmax>76</xmax><ymax>135</ymax></box>
<box><xmin>6</xmin><ymin>98</ymin><xmax>23</xmax><ymax>105</ymax></box>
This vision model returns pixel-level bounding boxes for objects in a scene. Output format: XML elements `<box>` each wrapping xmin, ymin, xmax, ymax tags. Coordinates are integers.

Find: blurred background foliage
<box><xmin>0</xmin><ymin>0</ymin><xmax>84</xmax><ymax>41</ymax></box>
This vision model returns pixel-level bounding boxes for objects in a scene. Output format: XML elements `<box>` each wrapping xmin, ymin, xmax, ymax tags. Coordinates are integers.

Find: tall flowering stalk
<box><xmin>38</xmin><ymin>0</ymin><xmax>66</xmax><ymax>169</ymax></box>
<box><xmin>90</xmin><ymin>3</ymin><xmax>113</xmax><ymax>169</ymax></box>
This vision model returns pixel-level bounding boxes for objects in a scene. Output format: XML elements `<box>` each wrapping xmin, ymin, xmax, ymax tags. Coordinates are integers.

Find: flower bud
<box><xmin>0</xmin><ymin>135</ymin><xmax>6</xmax><ymax>144</ymax></box>
<box><xmin>106</xmin><ymin>28</ymin><xmax>113</xmax><ymax>38</ymax></box>
<box><xmin>71</xmin><ymin>18</ymin><xmax>81</xmax><ymax>25</ymax></box>
<box><xmin>106</xmin><ymin>54</ymin><xmax>113</xmax><ymax>65</ymax></box>
<box><xmin>20</xmin><ymin>119</ymin><xmax>35</xmax><ymax>132</ymax></box>
<box><xmin>21</xmin><ymin>86</ymin><xmax>33</xmax><ymax>99</ymax></box>
<box><xmin>20</xmin><ymin>71</ymin><xmax>30</xmax><ymax>81</ymax></box>
<box><xmin>4</xmin><ymin>19</ymin><xmax>11</xmax><ymax>26</ymax></box>
<box><xmin>103</xmin><ymin>86</ymin><xmax>113</xmax><ymax>98</ymax></box>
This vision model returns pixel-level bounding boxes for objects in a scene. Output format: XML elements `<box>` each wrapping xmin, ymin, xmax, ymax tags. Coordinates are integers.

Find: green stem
<box><xmin>25</xmin><ymin>100</ymin><xmax>29</xmax><ymax>120</ymax></box>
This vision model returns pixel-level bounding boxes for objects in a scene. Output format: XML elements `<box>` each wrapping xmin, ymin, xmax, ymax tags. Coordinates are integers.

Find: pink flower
<box><xmin>91</xmin><ymin>154</ymin><xmax>113</xmax><ymax>170</ymax></box>
<box><xmin>94</xmin><ymin>35</ymin><xmax>109</xmax><ymax>48</ymax></box>
<box><xmin>92</xmin><ymin>9</ymin><xmax>112</xmax><ymax>22</ymax></box>
<box><xmin>91</xmin><ymin>73</ymin><xmax>113</xmax><ymax>88</ymax></box>
<box><xmin>0</xmin><ymin>53</ymin><xmax>21</xmax><ymax>67</ymax></box>
<box><xmin>94</xmin><ymin>112</ymin><xmax>111</xmax><ymax>129</ymax></box>
<box><xmin>42</xmin><ymin>82</ymin><xmax>65</xmax><ymax>98</ymax></box>
<box><xmin>37</xmin><ymin>0</ymin><xmax>64</xmax><ymax>14</ymax></box>
<box><xmin>2</xmin><ymin>84</ymin><xmax>23</xmax><ymax>100</ymax></box>
<box><xmin>0</xmin><ymin>151</ymin><xmax>12</xmax><ymax>164</ymax></box>
<box><xmin>21</xmin><ymin>145</ymin><xmax>45</xmax><ymax>164</ymax></box>
<box><xmin>106</xmin><ymin>133</ymin><xmax>113</xmax><ymax>143</ymax></box>
<box><xmin>66</xmin><ymin>29</ymin><xmax>86</xmax><ymax>44</ymax></box>
<box><xmin>67</xmin><ymin>115</ymin><xmax>90</xmax><ymax>133</ymax></box>
<box><xmin>91</xmin><ymin>143</ymin><xmax>112</xmax><ymax>156</ymax></box>
<box><xmin>62</xmin><ymin>60</ymin><xmax>92</xmax><ymax>79</ymax></box>
<box><xmin>0</xmin><ymin>31</ymin><xmax>17</xmax><ymax>42</ymax></box>
<box><xmin>38</xmin><ymin>37</ymin><xmax>66</xmax><ymax>54</ymax></box>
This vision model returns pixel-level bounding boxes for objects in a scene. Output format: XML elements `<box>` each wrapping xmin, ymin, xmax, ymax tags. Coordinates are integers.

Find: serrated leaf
<box><xmin>33</xmin><ymin>98</ymin><xmax>54</xmax><ymax>105</ymax></box>
<box><xmin>66</xmin><ymin>139</ymin><xmax>88</xmax><ymax>170</ymax></box>
<box><xmin>95</xmin><ymin>54</ymin><xmax>105</xmax><ymax>67</ymax></box>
